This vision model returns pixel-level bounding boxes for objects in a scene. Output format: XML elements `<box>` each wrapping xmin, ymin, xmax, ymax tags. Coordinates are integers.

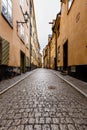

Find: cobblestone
<box><xmin>0</xmin><ymin>69</ymin><xmax>87</xmax><ymax>129</ymax></box>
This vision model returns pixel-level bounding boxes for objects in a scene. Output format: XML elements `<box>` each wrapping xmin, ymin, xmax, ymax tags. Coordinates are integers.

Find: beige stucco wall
<box><xmin>57</xmin><ymin>0</ymin><xmax>87</xmax><ymax>67</ymax></box>
<box><xmin>0</xmin><ymin>0</ymin><xmax>30</xmax><ymax>67</ymax></box>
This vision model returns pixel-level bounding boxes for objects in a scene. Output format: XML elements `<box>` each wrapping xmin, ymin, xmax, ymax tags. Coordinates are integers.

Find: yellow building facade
<box><xmin>43</xmin><ymin>0</ymin><xmax>87</xmax><ymax>81</ymax></box>
<box><xmin>57</xmin><ymin>0</ymin><xmax>87</xmax><ymax>81</ymax></box>
<box><xmin>43</xmin><ymin>45</ymin><xmax>48</xmax><ymax>68</ymax></box>
<box><xmin>43</xmin><ymin>33</ymin><xmax>56</xmax><ymax>70</ymax></box>
<box><xmin>49</xmin><ymin>33</ymin><xmax>56</xmax><ymax>69</ymax></box>
<box><xmin>0</xmin><ymin>0</ymin><xmax>30</xmax><ymax>80</ymax></box>
<box><xmin>0</xmin><ymin>0</ymin><xmax>41</xmax><ymax>80</ymax></box>
<box><xmin>30</xmin><ymin>0</ymin><xmax>41</xmax><ymax>70</ymax></box>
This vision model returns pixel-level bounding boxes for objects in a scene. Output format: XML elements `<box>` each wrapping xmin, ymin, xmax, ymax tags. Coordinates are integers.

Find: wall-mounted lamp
<box><xmin>17</xmin><ymin>11</ymin><xmax>29</xmax><ymax>31</ymax></box>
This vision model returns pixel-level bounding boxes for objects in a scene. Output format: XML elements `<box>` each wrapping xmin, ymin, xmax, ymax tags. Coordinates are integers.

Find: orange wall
<box><xmin>57</xmin><ymin>0</ymin><xmax>87</xmax><ymax>67</ymax></box>
<box><xmin>0</xmin><ymin>0</ymin><xmax>30</xmax><ymax>67</ymax></box>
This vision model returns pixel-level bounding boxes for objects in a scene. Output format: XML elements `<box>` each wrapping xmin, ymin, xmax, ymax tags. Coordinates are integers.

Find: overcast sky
<box><xmin>33</xmin><ymin>0</ymin><xmax>61</xmax><ymax>53</ymax></box>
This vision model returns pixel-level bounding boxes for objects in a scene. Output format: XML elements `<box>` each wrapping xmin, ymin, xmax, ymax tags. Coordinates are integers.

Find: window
<box><xmin>20</xmin><ymin>0</ymin><xmax>24</xmax><ymax>11</ymax></box>
<box><xmin>20</xmin><ymin>24</ymin><xmax>24</xmax><ymax>41</ymax></box>
<box><xmin>68</xmin><ymin>0</ymin><xmax>73</xmax><ymax>10</ymax></box>
<box><xmin>26</xmin><ymin>0</ymin><xmax>28</xmax><ymax>5</ymax></box>
<box><xmin>26</xmin><ymin>35</ymin><xmax>29</xmax><ymax>47</ymax></box>
<box><xmin>2</xmin><ymin>0</ymin><xmax>13</xmax><ymax>26</ymax></box>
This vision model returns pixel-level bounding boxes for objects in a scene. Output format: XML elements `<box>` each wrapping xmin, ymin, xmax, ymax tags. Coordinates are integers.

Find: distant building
<box><xmin>38</xmin><ymin>53</ymin><xmax>42</xmax><ymax>68</ymax></box>
<box><xmin>43</xmin><ymin>45</ymin><xmax>48</xmax><ymax>68</ymax></box>
<box><xmin>30</xmin><ymin>0</ymin><xmax>41</xmax><ymax>70</ymax></box>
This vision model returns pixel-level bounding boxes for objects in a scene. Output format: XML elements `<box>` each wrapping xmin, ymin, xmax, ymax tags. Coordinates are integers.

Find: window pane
<box><xmin>2</xmin><ymin>0</ymin><xmax>13</xmax><ymax>25</ymax></box>
<box><xmin>2</xmin><ymin>1</ymin><xmax>7</xmax><ymax>18</ymax></box>
<box><xmin>68</xmin><ymin>0</ymin><xmax>73</xmax><ymax>10</ymax></box>
<box><xmin>8</xmin><ymin>6</ymin><xmax>12</xmax><ymax>23</ymax></box>
<box><xmin>26</xmin><ymin>35</ymin><xmax>28</xmax><ymax>44</ymax></box>
<box><xmin>8</xmin><ymin>0</ymin><xmax>12</xmax><ymax>8</ymax></box>
<box><xmin>20</xmin><ymin>0</ymin><xmax>24</xmax><ymax>9</ymax></box>
<box><xmin>30</xmin><ymin>1</ymin><xmax>32</xmax><ymax>15</ymax></box>
<box><xmin>20</xmin><ymin>25</ymin><xmax>24</xmax><ymax>41</ymax></box>
<box><xmin>2</xmin><ymin>0</ymin><xmax>7</xmax><ymax>7</ymax></box>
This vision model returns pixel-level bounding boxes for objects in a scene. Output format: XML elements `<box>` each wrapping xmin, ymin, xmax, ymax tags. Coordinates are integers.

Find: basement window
<box><xmin>1</xmin><ymin>0</ymin><xmax>13</xmax><ymax>26</ymax></box>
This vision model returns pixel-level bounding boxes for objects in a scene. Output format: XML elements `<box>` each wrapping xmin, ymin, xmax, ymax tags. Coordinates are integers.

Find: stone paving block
<box><xmin>0</xmin><ymin>127</ymin><xmax>8</xmax><ymax>130</ymax></box>
<box><xmin>11</xmin><ymin>119</ymin><xmax>21</xmax><ymax>126</ymax></box>
<box><xmin>52</xmin><ymin>118</ymin><xmax>59</xmax><ymax>124</ymax></box>
<box><xmin>14</xmin><ymin>113</ymin><xmax>22</xmax><ymax>119</ymax></box>
<box><xmin>49</xmin><ymin>112</ymin><xmax>56</xmax><ymax>117</ymax></box>
<box><xmin>0</xmin><ymin>120</ymin><xmax>7</xmax><ymax>126</ymax></box>
<box><xmin>60</xmin><ymin>124</ymin><xmax>68</xmax><ymax>130</ymax></box>
<box><xmin>25</xmin><ymin>125</ymin><xmax>33</xmax><ymax>130</ymax></box>
<box><xmin>29</xmin><ymin>118</ymin><xmax>35</xmax><ymax>124</ymax></box>
<box><xmin>68</xmin><ymin>124</ymin><xmax>76</xmax><ymax>130</ymax></box>
<box><xmin>39</xmin><ymin>117</ymin><xmax>45</xmax><ymax>124</ymax></box>
<box><xmin>28</xmin><ymin>112</ymin><xmax>35</xmax><ymax>117</ymax></box>
<box><xmin>73</xmin><ymin>118</ymin><xmax>87</xmax><ymax>125</ymax></box>
<box><xmin>22</xmin><ymin>112</ymin><xmax>28</xmax><ymax>118</ymax></box>
<box><xmin>42</xmin><ymin>112</ymin><xmax>49</xmax><ymax>117</ymax></box>
<box><xmin>66</xmin><ymin>117</ymin><xmax>74</xmax><ymax>124</ymax></box>
<box><xmin>21</xmin><ymin>118</ymin><xmax>28</xmax><ymax>125</ymax></box>
<box><xmin>46</xmin><ymin>117</ymin><xmax>52</xmax><ymax>124</ymax></box>
<box><xmin>51</xmin><ymin>124</ymin><xmax>59</xmax><ymax>130</ymax></box>
<box><xmin>34</xmin><ymin>124</ymin><xmax>41</xmax><ymax>130</ymax></box>
<box><xmin>6</xmin><ymin>119</ymin><xmax>14</xmax><ymax>126</ymax></box>
<box><xmin>16</xmin><ymin>125</ymin><xmax>24</xmax><ymax>130</ymax></box>
<box><xmin>60</xmin><ymin>117</ymin><xmax>66</xmax><ymax>124</ymax></box>
<box><xmin>42</xmin><ymin>124</ymin><xmax>50</xmax><ymax>130</ymax></box>
<box><xmin>8</xmin><ymin>126</ymin><xmax>17</xmax><ymax>130</ymax></box>
<box><xmin>56</xmin><ymin>113</ymin><xmax>62</xmax><ymax>118</ymax></box>
<box><xmin>35</xmin><ymin>112</ymin><xmax>41</xmax><ymax>117</ymax></box>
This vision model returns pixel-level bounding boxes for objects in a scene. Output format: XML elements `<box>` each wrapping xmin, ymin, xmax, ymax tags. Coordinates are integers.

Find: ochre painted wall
<box><xmin>0</xmin><ymin>0</ymin><xmax>30</xmax><ymax>67</ymax></box>
<box><xmin>57</xmin><ymin>0</ymin><xmax>87</xmax><ymax>67</ymax></box>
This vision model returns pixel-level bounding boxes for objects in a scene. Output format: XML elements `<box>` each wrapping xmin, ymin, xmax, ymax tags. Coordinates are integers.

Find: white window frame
<box><xmin>26</xmin><ymin>35</ymin><xmax>29</xmax><ymax>48</ymax></box>
<box><xmin>20</xmin><ymin>24</ymin><xmax>24</xmax><ymax>41</ymax></box>
<box><xmin>20</xmin><ymin>0</ymin><xmax>24</xmax><ymax>11</ymax></box>
<box><xmin>68</xmin><ymin>0</ymin><xmax>73</xmax><ymax>10</ymax></box>
<box><xmin>1</xmin><ymin>0</ymin><xmax>13</xmax><ymax>26</ymax></box>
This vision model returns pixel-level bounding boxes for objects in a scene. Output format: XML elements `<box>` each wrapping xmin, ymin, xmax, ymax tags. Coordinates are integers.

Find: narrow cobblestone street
<box><xmin>0</xmin><ymin>69</ymin><xmax>87</xmax><ymax>130</ymax></box>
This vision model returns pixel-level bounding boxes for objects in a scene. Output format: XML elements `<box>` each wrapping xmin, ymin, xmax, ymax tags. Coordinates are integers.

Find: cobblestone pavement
<box><xmin>0</xmin><ymin>69</ymin><xmax>87</xmax><ymax>130</ymax></box>
<box><xmin>51</xmin><ymin>70</ymin><xmax>87</xmax><ymax>97</ymax></box>
<box><xmin>0</xmin><ymin>70</ymin><xmax>36</xmax><ymax>93</ymax></box>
